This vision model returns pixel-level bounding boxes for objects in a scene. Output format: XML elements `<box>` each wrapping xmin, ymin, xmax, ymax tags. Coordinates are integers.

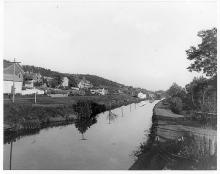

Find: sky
<box><xmin>4</xmin><ymin>0</ymin><xmax>217</xmax><ymax>91</ymax></box>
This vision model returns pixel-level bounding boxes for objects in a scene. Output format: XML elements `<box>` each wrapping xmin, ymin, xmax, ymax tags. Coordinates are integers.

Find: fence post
<box><xmin>209</xmin><ymin>137</ymin><xmax>215</xmax><ymax>156</ymax></box>
<box><xmin>35</xmin><ymin>91</ymin><xmax>37</xmax><ymax>104</ymax></box>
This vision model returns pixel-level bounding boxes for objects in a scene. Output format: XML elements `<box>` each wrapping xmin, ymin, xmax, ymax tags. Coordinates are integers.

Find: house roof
<box><xmin>4</xmin><ymin>61</ymin><xmax>13</xmax><ymax>68</ymax></box>
<box><xmin>4</xmin><ymin>62</ymin><xmax>24</xmax><ymax>75</ymax></box>
<box><xmin>4</xmin><ymin>74</ymin><xmax>23</xmax><ymax>82</ymax></box>
<box><xmin>4</xmin><ymin>61</ymin><xmax>24</xmax><ymax>82</ymax></box>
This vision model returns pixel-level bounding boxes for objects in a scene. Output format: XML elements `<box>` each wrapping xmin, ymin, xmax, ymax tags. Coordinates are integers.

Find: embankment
<box><xmin>130</xmin><ymin>100</ymin><xmax>217</xmax><ymax>170</ymax></box>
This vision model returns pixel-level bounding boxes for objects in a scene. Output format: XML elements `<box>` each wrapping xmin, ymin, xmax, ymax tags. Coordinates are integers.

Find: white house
<box><xmin>78</xmin><ymin>78</ymin><xmax>93</xmax><ymax>89</ymax></box>
<box><xmin>24</xmin><ymin>79</ymin><xmax>34</xmax><ymax>88</ymax></box>
<box><xmin>90</xmin><ymin>88</ymin><xmax>108</xmax><ymax>95</ymax></box>
<box><xmin>4</xmin><ymin>61</ymin><xmax>24</xmax><ymax>94</ymax></box>
<box><xmin>62</xmin><ymin>77</ymin><xmax>69</xmax><ymax>87</ymax></box>
<box><xmin>71</xmin><ymin>87</ymin><xmax>79</xmax><ymax>90</ymax></box>
<box><xmin>21</xmin><ymin>88</ymin><xmax>45</xmax><ymax>95</ymax></box>
<box><xmin>138</xmin><ymin>92</ymin><xmax>147</xmax><ymax>99</ymax></box>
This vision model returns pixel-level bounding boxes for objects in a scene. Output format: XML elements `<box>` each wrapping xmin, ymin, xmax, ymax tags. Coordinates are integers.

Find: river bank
<box><xmin>130</xmin><ymin>100</ymin><xmax>217</xmax><ymax>170</ymax></box>
<box><xmin>4</xmin><ymin>94</ymin><xmax>144</xmax><ymax>141</ymax></box>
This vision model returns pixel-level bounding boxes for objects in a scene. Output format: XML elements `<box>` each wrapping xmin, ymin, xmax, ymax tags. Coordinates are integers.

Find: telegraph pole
<box><xmin>34</xmin><ymin>87</ymin><xmax>37</xmax><ymax>104</ymax></box>
<box><xmin>35</xmin><ymin>91</ymin><xmax>37</xmax><ymax>104</ymax></box>
<box><xmin>12</xmin><ymin>58</ymin><xmax>21</xmax><ymax>103</ymax></box>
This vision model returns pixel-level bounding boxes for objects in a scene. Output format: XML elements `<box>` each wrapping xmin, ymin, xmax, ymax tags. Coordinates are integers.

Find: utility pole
<box><xmin>34</xmin><ymin>91</ymin><xmax>37</xmax><ymax>104</ymax></box>
<box><xmin>34</xmin><ymin>87</ymin><xmax>37</xmax><ymax>104</ymax></box>
<box><xmin>12</xmin><ymin>58</ymin><xmax>21</xmax><ymax>103</ymax></box>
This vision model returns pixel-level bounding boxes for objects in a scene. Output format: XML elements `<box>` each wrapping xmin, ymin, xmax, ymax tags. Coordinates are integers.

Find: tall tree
<box><xmin>167</xmin><ymin>83</ymin><xmax>185</xmax><ymax>98</ymax></box>
<box><xmin>185</xmin><ymin>77</ymin><xmax>208</xmax><ymax>108</ymax></box>
<box><xmin>186</xmin><ymin>28</ymin><xmax>217</xmax><ymax>77</ymax></box>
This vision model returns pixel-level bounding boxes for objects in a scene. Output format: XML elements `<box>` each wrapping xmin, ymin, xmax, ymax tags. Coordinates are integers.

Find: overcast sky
<box><xmin>4</xmin><ymin>0</ymin><xmax>217</xmax><ymax>91</ymax></box>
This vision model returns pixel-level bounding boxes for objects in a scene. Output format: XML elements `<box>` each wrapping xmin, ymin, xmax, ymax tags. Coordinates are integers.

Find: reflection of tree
<box><xmin>107</xmin><ymin>110</ymin><xmax>118</xmax><ymax>124</ymax></box>
<box><xmin>72</xmin><ymin>100</ymin><xmax>106</xmax><ymax>139</ymax></box>
<box><xmin>74</xmin><ymin>116</ymin><xmax>97</xmax><ymax>139</ymax></box>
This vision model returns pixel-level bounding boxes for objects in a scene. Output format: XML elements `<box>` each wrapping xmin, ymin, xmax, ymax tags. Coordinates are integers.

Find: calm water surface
<box><xmin>4</xmin><ymin>100</ymin><xmax>158</xmax><ymax>170</ymax></box>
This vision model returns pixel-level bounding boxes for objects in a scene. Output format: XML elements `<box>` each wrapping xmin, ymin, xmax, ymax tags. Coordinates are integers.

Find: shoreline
<box><xmin>130</xmin><ymin>100</ymin><xmax>217</xmax><ymax>170</ymax></box>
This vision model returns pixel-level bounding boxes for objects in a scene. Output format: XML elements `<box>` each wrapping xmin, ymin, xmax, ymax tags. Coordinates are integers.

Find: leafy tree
<box><xmin>68</xmin><ymin>76</ymin><xmax>77</xmax><ymax>88</ymax></box>
<box><xmin>167</xmin><ymin>83</ymin><xmax>185</xmax><ymax>98</ymax></box>
<box><xmin>185</xmin><ymin>77</ymin><xmax>208</xmax><ymax>108</ymax></box>
<box><xmin>185</xmin><ymin>76</ymin><xmax>217</xmax><ymax>112</ymax></box>
<box><xmin>186</xmin><ymin>28</ymin><xmax>217</xmax><ymax>77</ymax></box>
<box><xmin>54</xmin><ymin>75</ymin><xmax>63</xmax><ymax>85</ymax></box>
<box><xmin>170</xmin><ymin>97</ymin><xmax>183</xmax><ymax>114</ymax></box>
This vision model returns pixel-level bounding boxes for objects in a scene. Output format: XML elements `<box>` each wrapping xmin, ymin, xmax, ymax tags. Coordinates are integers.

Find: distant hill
<box><xmin>73</xmin><ymin>74</ymin><xmax>124</xmax><ymax>89</ymax></box>
<box><xmin>22</xmin><ymin>64</ymin><xmax>64</xmax><ymax>77</ymax></box>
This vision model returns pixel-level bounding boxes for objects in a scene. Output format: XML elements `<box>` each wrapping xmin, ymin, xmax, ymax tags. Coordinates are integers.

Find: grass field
<box><xmin>3</xmin><ymin>94</ymin><xmax>142</xmax><ymax>131</ymax></box>
<box><xmin>4</xmin><ymin>94</ymin><xmax>140</xmax><ymax>106</ymax></box>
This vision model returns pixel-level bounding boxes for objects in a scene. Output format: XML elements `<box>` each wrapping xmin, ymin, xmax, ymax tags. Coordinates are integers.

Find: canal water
<box><xmin>4</xmin><ymin>100</ymin><xmax>158</xmax><ymax>170</ymax></box>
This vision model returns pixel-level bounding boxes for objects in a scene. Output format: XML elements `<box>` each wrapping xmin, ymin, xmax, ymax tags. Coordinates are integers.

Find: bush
<box><xmin>170</xmin><ymin>97</ymin><xmax>183</xmax><ymax>114</ymax></box>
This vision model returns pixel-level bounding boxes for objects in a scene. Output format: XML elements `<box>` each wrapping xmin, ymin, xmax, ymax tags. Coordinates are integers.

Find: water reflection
<box><xmin>4</xmin><ymin>101</ymin><xmax>158</xmax><ymax>170</ymax></box>
<box><xmin>74</xmin><ymin>116</ymin><xmax>97</xmax><ymax>140</ymax></box>
<box><xmin>4</xmin><ymin>129</ymin><xmax>40</xmax><ymax>144</ymax></box>
<box><xmin>106</xmin><ymin>110</ymin><xmax>118</xmax><ymax>124</ymax></box>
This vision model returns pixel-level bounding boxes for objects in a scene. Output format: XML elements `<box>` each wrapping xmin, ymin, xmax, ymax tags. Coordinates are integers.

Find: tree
<box><xmin>186</xmin><ymin>28</ymin><xmax>217</xmax><ymax>77</ymax></box>
<box><xmin>170</xmin><ymin>97</ymin><xmax>183</xmax><ymax>114</ymax></box>
<box><xmin>68</xmin><ymin>76</ymin><xmax>77</xmax><ymax>88</ymax></box>
<box><xmin>185</xmin><ymin>77</ymin><xmax>208</xmax><ymax>109</ymax></box>
<box><xmin>49</xmin><ymin>75</ymin><xmax>63</xmax><ymax>88</ymax></box>
<box><xmin>54</xmin><ymin>75</ymin><xmax>63</xmax><ymax>86</ymax></box>
<box><xmin>167</xmin><ymin>83</ymin><xmax>185</xmax><ymax>98</ymax></box>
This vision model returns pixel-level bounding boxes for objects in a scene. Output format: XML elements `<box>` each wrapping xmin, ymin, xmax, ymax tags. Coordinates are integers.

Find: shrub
<box><xmin>170</xmin><ymin>97</ymin><xmax>183</xmax><ymax>114</ymax></box>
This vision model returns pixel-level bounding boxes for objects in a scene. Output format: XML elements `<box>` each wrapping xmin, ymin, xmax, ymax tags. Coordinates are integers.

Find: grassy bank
<box><xmin>130</xmin><ymin>100</ymin><xmax>217</xmax><ymax>170</ymax></box>
<box><xmin>4</xmin><ymin>94</ymin><xmax>143</xmax><ymax>136</ymax></box>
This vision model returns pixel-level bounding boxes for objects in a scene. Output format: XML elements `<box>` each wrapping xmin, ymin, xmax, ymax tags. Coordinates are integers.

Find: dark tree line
<box><xmin>166</xmin><ymin>28</ymin><xmax>217</xmax><ymax>114</ymax></box>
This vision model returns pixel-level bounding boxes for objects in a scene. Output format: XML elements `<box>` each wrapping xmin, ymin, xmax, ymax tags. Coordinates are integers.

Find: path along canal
<box><xmin>4</xmin><ymin>100</ymin><xmax>159</xmax><ymax>170</ymax></box>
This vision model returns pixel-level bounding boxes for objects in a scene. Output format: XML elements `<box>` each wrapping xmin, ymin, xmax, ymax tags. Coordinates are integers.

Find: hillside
<box><xmin>72</xmin><ymin>74</ymin><xmax>124</xmax><ymax>89</ymax></box>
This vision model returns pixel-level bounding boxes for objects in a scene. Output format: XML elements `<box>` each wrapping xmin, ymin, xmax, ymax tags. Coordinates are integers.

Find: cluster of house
<box><xmin>3</xmin><ymin>61</ymin><xmax>155</xmax><ymax>99</ymax></box>
<box><xmin>3</xmin><ymin>61</ymin><xmax>108</xmax><ymax>96</ymax></box>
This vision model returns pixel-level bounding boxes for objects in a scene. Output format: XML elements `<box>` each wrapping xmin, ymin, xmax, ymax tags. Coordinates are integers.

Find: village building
<box><xmin>78</xmin><ymin>78</ymin><xmax>93</xmax><ymax>89</ymax></box>
<box><xmin>25</xmin><ymin>71</ymin><xmax>42</xmax><ymax>82</ymax></box>
<box><xmin>118</xmin><ymin>89</ymin><xmax>123</xmax><ymax>94</ymax></box>
<box><xmin>24</xmin><ymin>79</ymin><xmax>34</xmax><ymax>88</ymax></box>
<box><xmin>3</xmin><ymin>61</ymin><xmax>24</xmax><ymax>94</ymax></box>
<box><xmin>148</xmin><ymin>93</ymin><xmax>155</xmax><ymax>99</ymax></box>
<box><xmin>137</xmin><ymin>92</ymin><xmax>147</xmax><ymax>99</ymax></box>
<box><xmin>61</xmin><ymin>77</ymin><xmax>69</xmax><ymax>87</ymax></box>
<box><xmin>43</xmin><ymin>76</ymin><xmax>53</xmax><ymax>82</ymax></box>
<box><xmin>90</xmin><ymin>88</ymin><xmax>108</xmax><ymax>95</ymax></box>
<box><xmin>32</xmin><ymin>73</ymin><xmax>42</xmax><ymax>83</ymax></box>
<box><xmin>23</xmin><ymin>72</ymin><xmax>34</xmax><ymax>88</ymax></box>
<box><xmin>71</xmin><ymin>87</ymin><xmax>80</xmax><ymax>90</ymax></box>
